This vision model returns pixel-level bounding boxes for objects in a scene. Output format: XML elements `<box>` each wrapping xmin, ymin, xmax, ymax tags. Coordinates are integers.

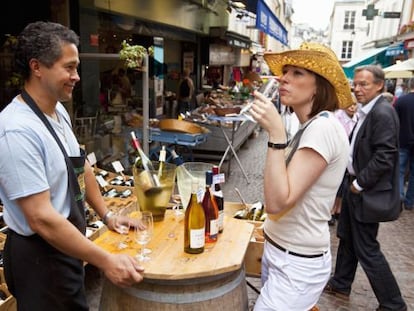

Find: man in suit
<box><xmin>324</xmin><ymin>65</ymin><xmax>407</xmax><ymax>311</ymax></box>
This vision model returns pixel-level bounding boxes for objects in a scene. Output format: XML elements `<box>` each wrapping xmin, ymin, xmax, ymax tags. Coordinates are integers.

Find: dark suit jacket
<box><xmin>352</xmin><ymin>95</ymin><xmax>402</xmax><ymax>222</ymax></box>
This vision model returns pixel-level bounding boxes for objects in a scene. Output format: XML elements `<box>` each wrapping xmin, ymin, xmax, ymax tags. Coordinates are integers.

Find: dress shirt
<box><xmin>347</xmin><ymin>95</ymin><xmax>382</xmax><ymax>191</ymax></box>
<box><xmin>334</xmin><ymin>109</ymin><xmax>358</xmax><ymax>136</ymax></box>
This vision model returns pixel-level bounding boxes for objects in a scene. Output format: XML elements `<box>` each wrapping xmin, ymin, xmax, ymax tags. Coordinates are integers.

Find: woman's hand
<box><xmin>250</xmin><ymin>91</ymin><xmax>287</xmax><ymax>143</ymax></box>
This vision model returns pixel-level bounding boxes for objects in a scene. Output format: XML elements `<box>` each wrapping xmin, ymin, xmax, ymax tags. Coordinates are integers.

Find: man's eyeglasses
<box><xmin>353</xmin><ymin>82</ymin><xmax>372</xmax><ymax>89</ymax></box>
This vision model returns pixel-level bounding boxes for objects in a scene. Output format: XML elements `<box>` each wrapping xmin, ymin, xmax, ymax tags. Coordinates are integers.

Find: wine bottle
<box><xmin>157</xmin><ymin>145</ymin><xmax>166</xmax><ymax>178</ymax></box>
<box><xmin>184</xmin><ymin>180</ymin><xmax>206</xmax><ymax>254</ymax></box>
<box><xmin>212</xmin><ymin>166</ymin><xmax>224</xmax><ymax>233</ymax></box>
<box><xmin>202</xmin><ymin>170</ymin><xmax>219</xmax><ymax>243</ymax></box>
<box><xmin>171</xmin><ymin>149</ymin><xmax>193</xmax><ymax>209</ymax></box>
<box><xmin>130</xmin><ymin>131</ymin><xmax>161</xmax><ymax>193</ymax></box>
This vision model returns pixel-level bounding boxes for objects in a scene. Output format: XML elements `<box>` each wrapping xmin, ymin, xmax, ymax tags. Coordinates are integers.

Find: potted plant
<box><xmin>119</xmin><ymin>40</ymin><xmax>154</xmax><ymax>69</ymax></box>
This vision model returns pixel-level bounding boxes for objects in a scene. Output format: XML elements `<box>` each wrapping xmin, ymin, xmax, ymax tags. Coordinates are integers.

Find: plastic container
<box><xmin>176</xmin><ymin>162</ymin><xmax>214</xmax><ymax>210</ymax></box>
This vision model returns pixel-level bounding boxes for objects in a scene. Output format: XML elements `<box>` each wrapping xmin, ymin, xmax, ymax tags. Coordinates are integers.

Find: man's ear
<box><xmin>29</xmin><ymin>59</ymin><xmax>41</xmax><ymax>77</ymax></box>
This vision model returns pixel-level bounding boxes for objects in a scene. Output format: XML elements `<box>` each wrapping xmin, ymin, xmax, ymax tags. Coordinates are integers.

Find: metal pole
<box><xmin>142</xmin><ymin>54</ymin><xmax>149</xmax><ymax>155</ymax></box>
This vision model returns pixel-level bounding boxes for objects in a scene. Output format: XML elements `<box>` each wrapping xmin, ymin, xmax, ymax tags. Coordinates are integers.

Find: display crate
<box><xmin>224</xmin><ymin>202</ymin><xmax>264</xmax><ymax>278</ymax></box>
<box><xmin>0</xmin><ymin>268</ymin><xmax>16</xmax><ymax>311</ymax></box>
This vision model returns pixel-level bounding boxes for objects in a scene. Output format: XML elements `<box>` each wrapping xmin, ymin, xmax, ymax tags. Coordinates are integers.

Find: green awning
<box><xmin>342</xmin><ymin>47</ymin><xmax>388</xmax><ymax>78</ymax></box>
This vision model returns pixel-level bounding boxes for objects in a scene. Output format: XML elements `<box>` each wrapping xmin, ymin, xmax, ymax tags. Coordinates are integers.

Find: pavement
<box><xmin>85</xmin><ymin>127</ymin><xmax>414</xmax><ymax>311</ymax></box>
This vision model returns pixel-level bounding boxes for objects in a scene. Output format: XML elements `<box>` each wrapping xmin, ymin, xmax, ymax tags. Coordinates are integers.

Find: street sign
<box><xmin>383</xmin><ymin>12</ymin><xmax>401</xmax><ymax>18</ymax></box>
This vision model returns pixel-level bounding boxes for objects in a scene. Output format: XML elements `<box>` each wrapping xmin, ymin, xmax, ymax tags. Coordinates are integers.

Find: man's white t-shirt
<box><xmin>0</xmin><ymin>96</ymin><xmax>80</xmax><ymax>235</ymax></box>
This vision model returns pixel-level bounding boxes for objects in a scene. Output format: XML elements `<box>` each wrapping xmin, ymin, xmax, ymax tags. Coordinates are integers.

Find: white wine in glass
<box><xmin>135</xmin><ymin>211</ymin><xmax>153</xmax><ymax>262</ymax></box>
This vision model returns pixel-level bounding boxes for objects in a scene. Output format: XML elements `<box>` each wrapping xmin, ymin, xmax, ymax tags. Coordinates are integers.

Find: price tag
<box><xmin>213</xmin><ymin>173</ymin><xmax>225</xmax><ymax>184</ymax></box>
<box><xmin>96</xmin><ymin>175</ymin><xmax>108</xmax><ymax>188</ymax></box>
<box><xmin>87</xmin><ymin>152</ymin><xmax>97</xmax><ymax>166</ymax></box>
<box><xmin>111</xmin><ymin>161</ymin><xmax>124</xmax><ymax>173</ymax></box>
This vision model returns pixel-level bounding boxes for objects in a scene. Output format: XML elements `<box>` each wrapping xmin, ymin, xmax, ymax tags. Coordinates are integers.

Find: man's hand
<box><xmin>103</xmin><ymin>254</ymin><xmax>144</xmax><ymax>287</ymax></box>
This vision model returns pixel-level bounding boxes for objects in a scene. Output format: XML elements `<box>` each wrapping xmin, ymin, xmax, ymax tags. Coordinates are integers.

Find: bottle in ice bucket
<box><xmin>131</xmin><ymin>133</ymin><xmax>176</xmax><ymax>221</ymax></box>
<box><xmin>212</xmin><ymin>166</ymin><xmax>224</xmax><ymax>233</ymax></box>
<box><xmin>184</xmin><ymin>180</ymin><xmax>206</xmax><ymax>254</ymax></box>
<box><xmin>130</xmin><ymin>131</ymin><xmax>161</xmax><ymax>193</ymax></box>
<box><xmin>202</xmin><ymin>171</ymin><xmax>219</xmax><ymax>243</ymax></box>
<box><xmin>157</xmin><ymin>145</ymin><xmax>166</xmax><ymax>178</ymax></box>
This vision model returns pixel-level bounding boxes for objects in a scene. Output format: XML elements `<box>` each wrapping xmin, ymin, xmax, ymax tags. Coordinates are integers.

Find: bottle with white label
<box><xmin>157</xmin><ymin>145</ymin><xmax>166</xmax><ymax>178</ymax></box>
<box><xmin>202</xmin><ymin>171</ymin><xmax>219</xmax><ymax>243</ymax></box>
<box><xmin>212</xmin><ymin>165</ymin><xmax>224</xmax><ymax>233</ymax></box>
<box><xmin>184</xmin><ymin>181</ymin><xmax>206</xmax><ymax>254</ymax></box>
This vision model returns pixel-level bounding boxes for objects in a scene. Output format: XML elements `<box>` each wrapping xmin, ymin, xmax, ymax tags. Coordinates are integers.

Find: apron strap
<box><xmin>20</xmin><ymin>89</ymin><xmax>86</xmax><ymax>233</ymax></box>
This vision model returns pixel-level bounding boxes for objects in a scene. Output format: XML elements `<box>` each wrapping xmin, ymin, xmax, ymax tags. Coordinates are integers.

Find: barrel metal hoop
<box><xmin>122</xmin><ymin>269</ymin><xmax>245</xmax><ymax>304</ymax></box>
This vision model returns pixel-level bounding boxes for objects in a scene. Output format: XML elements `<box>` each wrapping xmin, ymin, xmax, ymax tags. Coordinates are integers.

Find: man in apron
<box><xmin>0</xmin><ymin>21</ymin><xmax>144</xmax><ymax>310</ymax></box>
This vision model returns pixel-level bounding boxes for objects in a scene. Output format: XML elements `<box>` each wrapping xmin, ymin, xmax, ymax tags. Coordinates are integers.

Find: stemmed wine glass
<box><xmin>135</xmin><ymin>211</ymin><xmax>153</xmax><ymax>262</ymax></box>
<box><xmin>239</xmin><ymin>78</ymin><xmax>279</xmax><ymax>121</ymax></box>
<box><xmin>113</xmin><ymin>215</ymin><xmax>130</xmax><ymax>250</ymax></box>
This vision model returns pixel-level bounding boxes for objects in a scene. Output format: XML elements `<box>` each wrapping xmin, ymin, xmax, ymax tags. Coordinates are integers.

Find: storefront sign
<box><xmin>255</xmin><ymin>0</ymin><xmax>288</xmax><ymax>46</ymax></box>
<box><xmin>385</xmin><ymin>42</ymin><xmax>406</xmax><ymax>56</ymax></box>
<box><xmin>227</xmin><ymin>38</ymin><xmax>250</xmax><ymax>49</ymax></box>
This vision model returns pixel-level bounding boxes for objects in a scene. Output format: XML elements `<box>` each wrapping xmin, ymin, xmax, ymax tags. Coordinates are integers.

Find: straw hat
<box><xmin>263</xmin><ymin>42</ymin><xmax>353</xmax><ymax>109</ymax></box>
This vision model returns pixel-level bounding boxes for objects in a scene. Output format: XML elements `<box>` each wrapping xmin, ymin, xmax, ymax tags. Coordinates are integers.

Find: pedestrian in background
<box><xmin>394</xmin><ymin>76</ymin><xmax>414</xmax><ymax>211</ymax></box>
<box><xmin>329</xmin><ymin>93</ymin><xmax>358</xmax><ymax>226</ymax></box>
<box><xmin>177</xmin><ymin>68</ymin><xmax>194</xmax><ymax>115</ymax></box>
<box><xmin>250</xmin><ymin>42</ymin><xmax>351</xmax><ymax>310</ymax></box>
<box><xmin>325</xmin><ymin>65</ymin><xmax>407</xmax><ymax>311</ymax></box>
<box><xmin>0</xmin><ymin>21</ymin><xmax>144</xmax><ymax>310</ymax></box>
<box><xmin>395</xmin><ymin>82</ymin><xmax>407</xmax><ymax>98</ymax></box>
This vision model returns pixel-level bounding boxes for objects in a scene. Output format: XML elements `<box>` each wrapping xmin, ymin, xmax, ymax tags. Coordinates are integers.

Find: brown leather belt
<box><xmin>264</xmin><ymin>232</ymin><xmax>326</xmax><ymax>258</ymax></box>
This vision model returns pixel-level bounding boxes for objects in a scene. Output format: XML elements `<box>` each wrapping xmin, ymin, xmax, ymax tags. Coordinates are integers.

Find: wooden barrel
<box><xmin>99</xmin><ymin>268</ymin><xmax>248</xmax><ymax>311</ymax></box>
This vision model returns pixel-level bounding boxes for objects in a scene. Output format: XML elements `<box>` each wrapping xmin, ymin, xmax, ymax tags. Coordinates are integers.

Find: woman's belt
<box><xmin>264</xmin><ymin>232</ymin><xmax>326</xmax><ymax>258</ymax></box>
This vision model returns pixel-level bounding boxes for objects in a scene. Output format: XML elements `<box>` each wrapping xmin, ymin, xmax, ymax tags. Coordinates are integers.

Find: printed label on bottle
<box><xmin>190</xmin><ymin>228</ymin><xmax>205</xmax><ymax>248</ymax></box>
<box><xmin>213</xmin><ymin>173</ymin><xmax>225</xmax><ymax>184</ymax></box>
<box><xmin>210</xmin><ymin>219</ymin><xmax>219</xmax><ymax>236</ymax></box>
<box><xmin>218</xmin><ymin>211</ymin><xmax>224</xmax><ymax>231</ymax></box>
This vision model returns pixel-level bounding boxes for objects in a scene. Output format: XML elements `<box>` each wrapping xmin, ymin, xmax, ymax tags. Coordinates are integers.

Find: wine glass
<box><xmin>113</xmin><ymin>215</ymin><xmax>130</xmax><ymax>250</ymax></box>
<box><xmin>135</xmin><ymin>211</ymin><xmax>153</xmax><ymax>262</ymax></box>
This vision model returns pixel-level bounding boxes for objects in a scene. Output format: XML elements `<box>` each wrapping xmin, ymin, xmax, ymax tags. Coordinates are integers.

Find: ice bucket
<box><xmin>133</xmin><ymin>161</ymin><xmax>176</xmax><ymax>221</ymax></box>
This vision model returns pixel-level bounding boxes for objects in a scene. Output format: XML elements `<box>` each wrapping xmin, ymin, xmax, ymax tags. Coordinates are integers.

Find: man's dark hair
<box><xmin>15</xmin><ymin>21</ymin><xmax>79</xmax><ymax>80</ymax></box>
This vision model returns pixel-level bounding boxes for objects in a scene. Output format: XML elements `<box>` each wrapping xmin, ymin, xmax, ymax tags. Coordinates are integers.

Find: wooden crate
<box><xmin>0</xmin><ymin>269</ymin><xmax>16</xmax><ymax>311</ymax></box>
<box><xmin>224</xmin><ymin>202</ymin><xmax>264</xmax><ymax>278</ymax></box>
<box><xmin>0</xmin><ymin>233</ymin><xmax>6</xmax><ymax>251</ymax></box>
<box><xmin>245</xmin><ymin>223</ymin><xmax>264</xmax><ymax>277</ymax></box>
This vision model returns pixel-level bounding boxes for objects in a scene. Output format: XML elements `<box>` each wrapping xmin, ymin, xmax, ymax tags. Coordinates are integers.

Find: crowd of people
<box><xmin>0</xmin><ymin>20</ymin><xmax>411</xmax><ymax>311</ymax></box>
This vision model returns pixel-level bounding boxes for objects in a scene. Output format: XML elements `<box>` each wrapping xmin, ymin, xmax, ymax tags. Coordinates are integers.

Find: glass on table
<box><xmin>135</xmin><ymin>211</ymin><xmax>153</xmax><ymax>262</ymax></box>
<box><xmin>113</xmin><ymin>215</ymin><xmax>131</xmax><ymax>250</ymax></box>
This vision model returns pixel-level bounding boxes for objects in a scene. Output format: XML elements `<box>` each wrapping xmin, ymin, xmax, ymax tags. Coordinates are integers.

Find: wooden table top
<box><xmin>94</xmin><ymin>204</ymin><xmax>254</xmax><ymax>280</ymax></box>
